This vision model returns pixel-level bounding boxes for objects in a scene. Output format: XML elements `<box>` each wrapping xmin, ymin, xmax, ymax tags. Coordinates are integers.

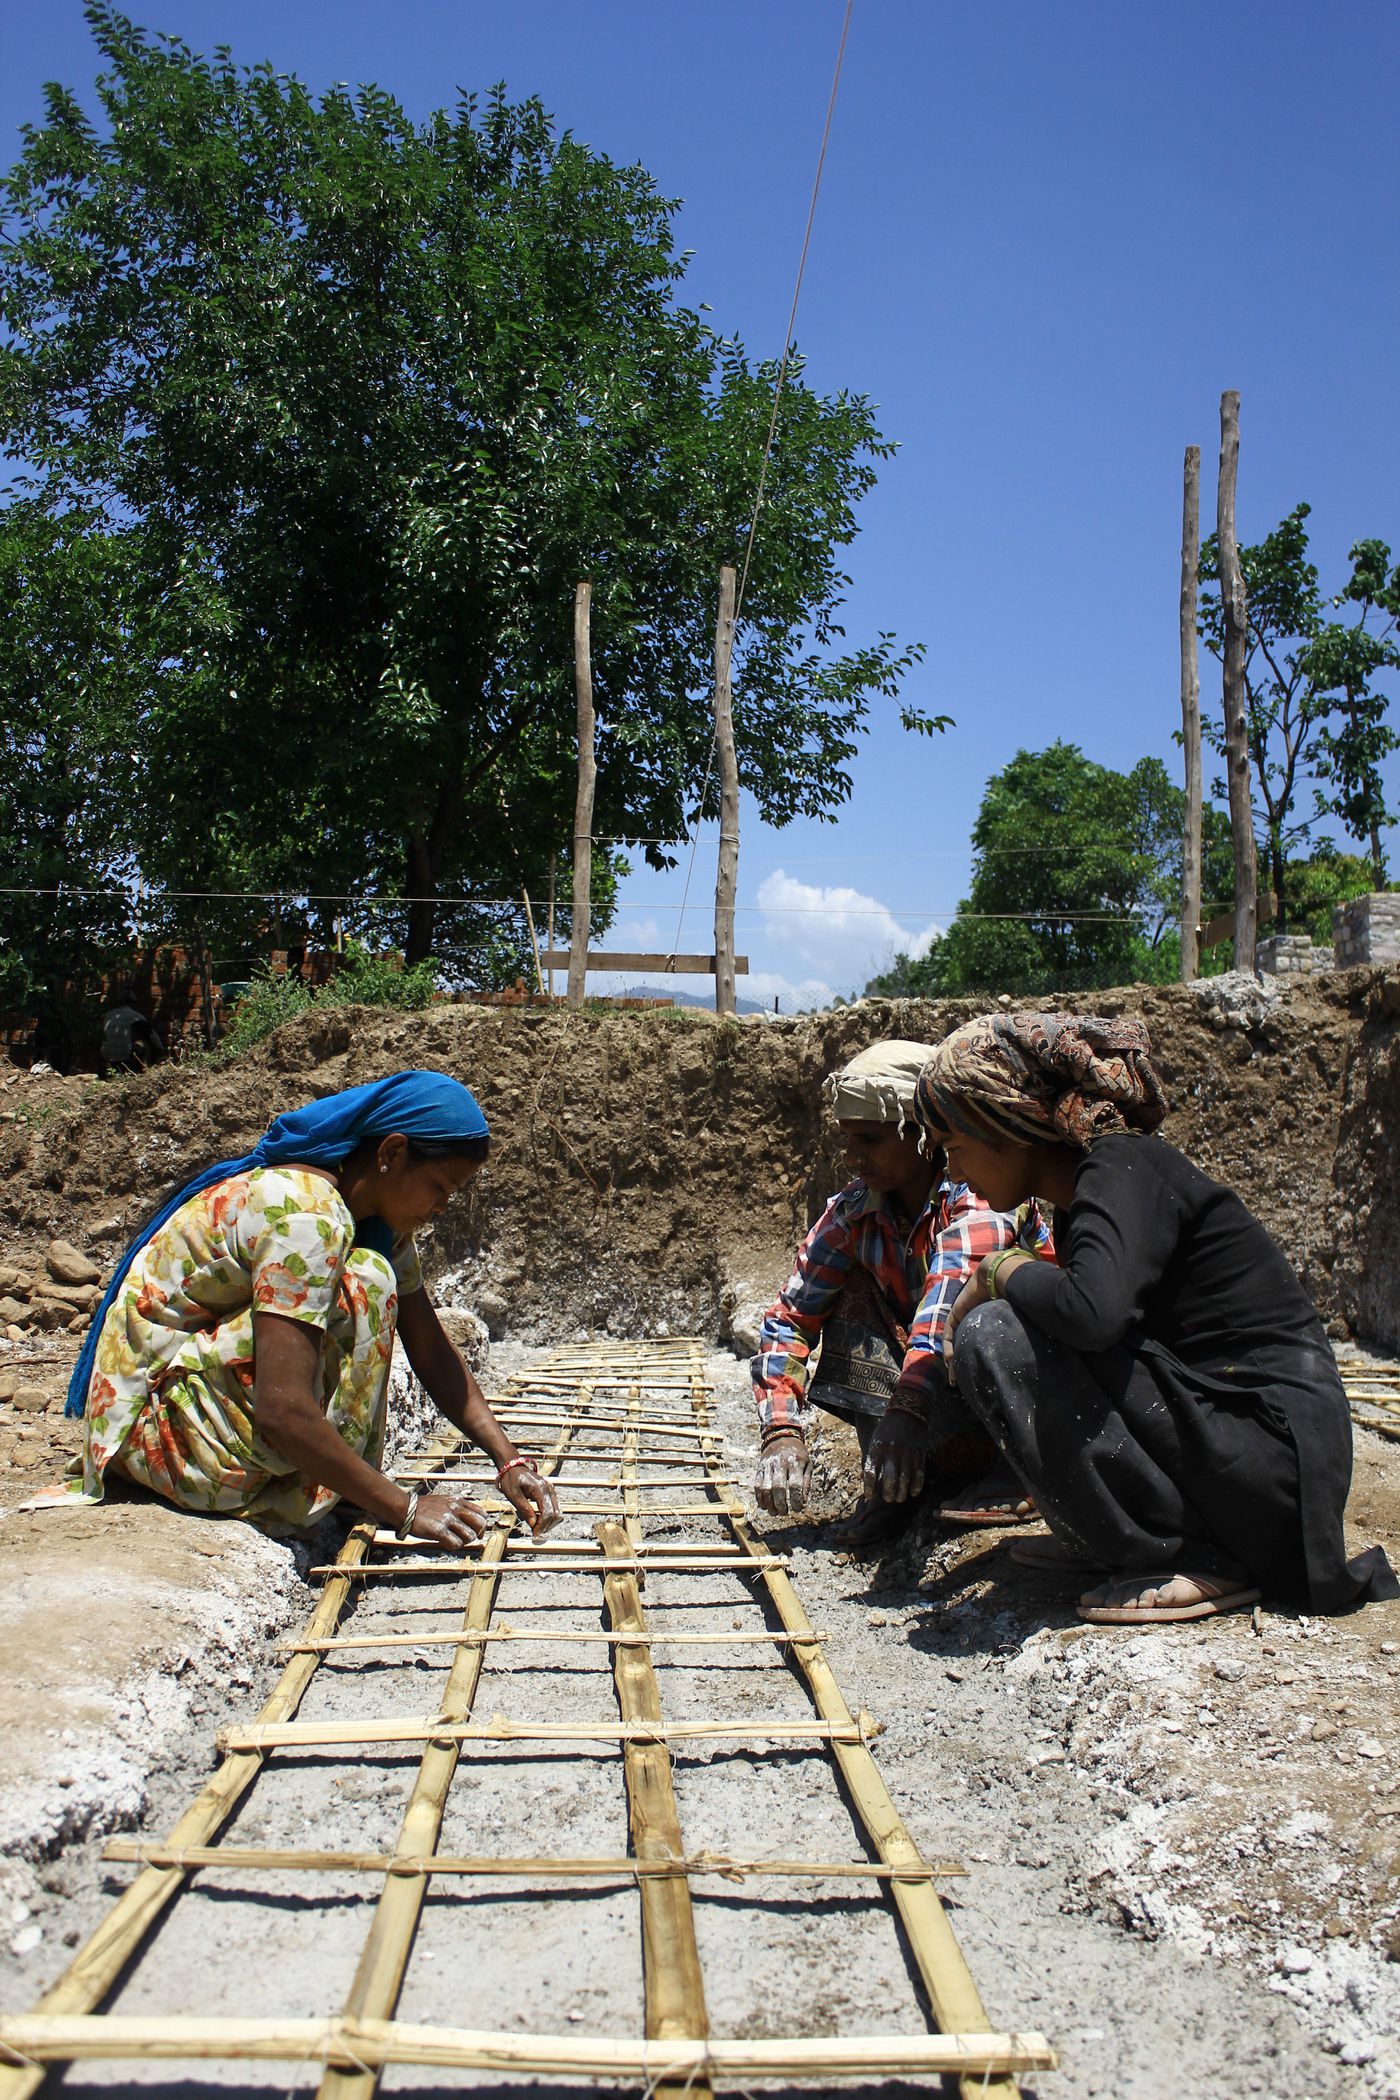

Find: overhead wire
<box><xmin>666</xmin><ymin>0</ymin><xmax>855</xmax><ymax>965</ymax></box>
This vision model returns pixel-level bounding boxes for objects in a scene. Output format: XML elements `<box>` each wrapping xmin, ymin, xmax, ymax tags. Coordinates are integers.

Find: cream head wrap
<box><xmin>826</xmin><ymin>1039</ymin><xmax>939</xmax><ymax>1146</ymax></box>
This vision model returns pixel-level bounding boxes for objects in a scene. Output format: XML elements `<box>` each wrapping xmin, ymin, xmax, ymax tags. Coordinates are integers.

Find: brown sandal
<box><xmin>937</xmin><ymin>1470</ymin><xmax>1037</xmax><ymax>1527</ymax></box>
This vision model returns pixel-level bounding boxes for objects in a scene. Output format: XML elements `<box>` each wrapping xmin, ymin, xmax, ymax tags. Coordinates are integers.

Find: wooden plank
<box><xmin>539</xmin><ymin>950</ymin><xmax>748</xmax><ymax>974</ymax></box>
<box><xmin>102</xmin><ymin>1841</ymin><xmax>964</xmax><ymax>1883</ymax></box>
<box><xmin>219</xmin><ymin>1716</ymin><xmax>862</xmax><ymax>1753</ymax></box>
<box><xmin>0</xmin><ymin>2014</ymin><xmax>1057</xmax><ymax>2077</ymax></box>
<box><xmin>598</xmin><ymin>1517</ymin><xmax>710</xmax><ymax>2100</ymax></box>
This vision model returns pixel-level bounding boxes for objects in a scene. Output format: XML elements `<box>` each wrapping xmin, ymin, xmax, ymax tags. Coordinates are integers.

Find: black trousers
<box><xmin>949</xmin><ymin>1301</ymin><xmax>1302</xmax><ymax>1580</ymax></box>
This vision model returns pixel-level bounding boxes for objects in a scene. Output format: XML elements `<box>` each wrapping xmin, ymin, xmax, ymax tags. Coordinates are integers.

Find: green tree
<box><xmin>1</xmin><ymin>8</ymin><xmax>924</xmax><ymax>974</ymax></box>
<box><xmin>1306</xmin><ymin>539</ymin><xmax>1400</xmax><ymax>887</ymax></box>
<box><xmin>1198</xmin><ymin>507</ymin><xmax>1398</xmax><ymax>920</ymax></box>
<box><xmin>0</xmin><ymin>501</ymin><xmax>139</xmax><ymax>1059</ymax></box>
<box><xmin>866</xmin><ymin>743</ymin><xmax>1234</xmax><ymax>998</ymax></box>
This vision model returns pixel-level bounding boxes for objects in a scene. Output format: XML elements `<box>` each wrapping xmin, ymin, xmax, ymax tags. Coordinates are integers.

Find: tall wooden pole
<box><xmin>1216</xmin><ymin>391</ymin><xmax>1257</xmax><ymax>970</ymax></box>
<box><xmin>545</xmin><ymin>853</ymin><xmax>557</xmax><ymax>1000</ymax></box>
<box><xmin>568</xmin><ymin>582</ymin><xmax>595</xmax><ymax>1009</ymax></box>
<box><xmin>712</xmin><ymin>565</ymin><xmax>739</xmax><ymax>1017</ymax></box>
<box><xmin>1179</xmin><ymin>444</ymin><xmax>1203</xmax><ymax>982</ymax></box>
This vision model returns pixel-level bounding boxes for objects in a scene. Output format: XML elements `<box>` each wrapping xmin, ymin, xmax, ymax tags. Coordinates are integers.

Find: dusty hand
<box><xmin>499</xmin><ymin>1464</ymin><xmax>562</xmax><ymax>1538</ymax></box>
<box><xmin>754</xmin><ymin>1433</ymin><xmax>812</xmax><ymax>1515</ymax></box>
<box><xmin>865</xmin><ymin>1411</ymin><xmax>927</xmax><ymax>1504</ymax></box>
<box><xmin>410</xmin><ymin>1492</ymin><xmax>490</xmax><ymax>1551</ymax></box>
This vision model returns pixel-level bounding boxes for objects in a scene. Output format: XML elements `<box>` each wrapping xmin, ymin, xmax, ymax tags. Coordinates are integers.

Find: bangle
<box><xmin>984</xmin><ymin>1250</ymin><xmax>1021</xmax><ymax>1300</ymax></box>
<box><xmin>395</xmin><ymin>1490</ymin><xmax>420</xmax><ymax>1540</ymax></box>
<box><xmin>496</xmin><ymin>1455</ymin><xmax>535</xmax><ymax>1485</ymax></box>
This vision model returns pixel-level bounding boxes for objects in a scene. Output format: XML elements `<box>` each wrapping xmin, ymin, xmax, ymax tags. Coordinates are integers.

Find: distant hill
<box><xmin>619</xmin><ymin>982</ymin><xmax>773</xmax><ymax>1015</ymax></box>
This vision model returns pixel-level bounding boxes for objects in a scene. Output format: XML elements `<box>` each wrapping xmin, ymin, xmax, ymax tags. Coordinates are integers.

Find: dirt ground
<box><xmin>2</xmin><ymin>979</ymin><xmax>1399</xmax><ymax>2097</ymax></box>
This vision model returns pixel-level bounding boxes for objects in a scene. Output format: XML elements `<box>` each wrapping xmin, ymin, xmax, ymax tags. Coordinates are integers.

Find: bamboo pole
<box><xmin>316</xmin><ymin>1419</ymin><xmax>575</xmax><ymax>2100</ymax></box>
<box><xmin>688</xmin><ymin>1367</ymin><xmax>1024</xmax><ymax>2100</ymax></box>
<box><xmin>0</xmin><ymin>1517</ymin><xmax>378</xmax><ymax>2100</ymax></box>
<box><xmin>219</xmin><ymin>1716</ymin><xmax>864</xmax><ymax>1754</ymax></box>
<box><xmin>599</xmin><ymin>1518</ymin><xmax>711</xmax><ymax>2100</ymax></box>
<box><xmin>1180</xmin><ymin>442</ymin><xmax>1203</xmax><ymax>981</ymax></box>
<box><xmin>280</xmin><ymin>1628</ymin><xmax>830</xmax><ymax>1655</ymax></box>
<box><xmin>567</xmin><ymin>580</ymin><xmax>595</xmax><ymax>1008</ymax></box>
<box><xmin>307</xmin><ymin>1555</ymin><xmax>786</xmax><ymax>1580</ymax></box>
<box><xmin>521</xmin><ymin>889</ymin><xmax>546</xmax><ymax>995</ymax></box>
<box><xmin>712</xmin><ymin>563</ymin><xmax>739</xmax><ymax>1017</ymax></box>
<box><xmin>0</xmin><ymin>2015</ymin><xmax>1057</xmax><ymax>2078</ymax></box>
<box><xmin>1217</xmin><ymin>389</ymin><xmax>1258</xmax><ymax>969</ymax></box>
<box><xmin>101</xmin><ymin>1841</ymin><xmax>963</xmax><ymax>1882</ymax></box>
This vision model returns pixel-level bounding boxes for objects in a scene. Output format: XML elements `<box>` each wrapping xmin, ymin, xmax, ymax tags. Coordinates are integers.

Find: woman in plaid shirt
<box><xmin>752</xmin><ymin>1039</ymin><xmax>1049</xmax><ymax>1548</ymax></box>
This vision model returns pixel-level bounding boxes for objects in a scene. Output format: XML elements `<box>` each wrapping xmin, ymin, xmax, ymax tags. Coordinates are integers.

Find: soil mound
<box><xmin>0</xmin><ymin>972</ymin><xmax>1377</xmax><ymax>1340</ymax></box>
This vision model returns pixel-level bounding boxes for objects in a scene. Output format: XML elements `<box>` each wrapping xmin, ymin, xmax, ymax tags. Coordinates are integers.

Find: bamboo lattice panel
<box><xmin>1340</xmin><ymin>1361</ymin><xmax>1400</xmax><ymax>1443</ymax></box>
<box><xmin>0</xmin><ymin>1338</ymin><xmax>1052</xmax><ymax>2096</ymax></box>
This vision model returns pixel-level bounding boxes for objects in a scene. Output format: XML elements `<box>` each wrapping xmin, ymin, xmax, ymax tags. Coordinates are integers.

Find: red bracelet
<box><xmin>496</xmin><ymin>1455</ymin><xmax>535</xmax><ymax>1484</ymax></box>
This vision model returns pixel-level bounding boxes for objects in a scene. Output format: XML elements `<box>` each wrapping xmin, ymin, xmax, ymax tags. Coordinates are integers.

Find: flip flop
<box><xmin>1077</xmin><ymin>1572</ymin><xmax>1261</xmax><ymax>1625</ymax></box>
<box><xmin>1008</xmin><ymin>1535</ymin><xmax>1108</xmax><ymax>1573</ymax></box>
<box><xmin>937</xmin><ymin>1471</ymin><xmax>1038</xmax><ymax>1527</ymax></box>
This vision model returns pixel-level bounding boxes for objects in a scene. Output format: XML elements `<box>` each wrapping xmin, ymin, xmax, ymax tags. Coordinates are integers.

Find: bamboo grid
<box><xmin>1339</xmin><ymin>1361</ymin><xmax>1400</xmax><ymax>1444</ymax></box>
<box><xmin>0</xmin><ymin>1338</ymin><xmax>1053</xmax><ymax>2096</ymax></box>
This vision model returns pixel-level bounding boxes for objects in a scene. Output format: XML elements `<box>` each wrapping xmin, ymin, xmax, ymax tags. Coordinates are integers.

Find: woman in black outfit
<box><xmin>911</xmin><ymin>1012</ymin><xmax>1395</xmax><ymax>1625</ymax></box>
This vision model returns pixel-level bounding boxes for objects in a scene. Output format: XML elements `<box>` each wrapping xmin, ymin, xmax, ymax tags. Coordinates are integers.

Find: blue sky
<box><xmin>4</xmin><ymin>1</ymin><xmax>1398</xmax><ymax>1006</ymax></box>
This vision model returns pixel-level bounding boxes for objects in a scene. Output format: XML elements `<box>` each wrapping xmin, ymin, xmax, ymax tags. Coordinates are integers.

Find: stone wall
<box><xmin>1256</xmin><ymin>934</ymin><xmax>1329</xmax><ymax>977</ymax></box>
<box><xmin>1333</xmin><ymin>893</ymin><xmax>1400</xmax><ymax>969</ymax></box>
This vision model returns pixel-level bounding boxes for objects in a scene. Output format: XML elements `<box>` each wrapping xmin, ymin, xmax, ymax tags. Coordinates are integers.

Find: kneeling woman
<box><xmin>917</xmin><ymin>1014</ymin><xmax>1394</xmax><ymax>1624</ymax></box>
<box><xmin>56</xmin><ymin>1070</ymin><xmax>559</xmax><ymax>1548</ymax></box>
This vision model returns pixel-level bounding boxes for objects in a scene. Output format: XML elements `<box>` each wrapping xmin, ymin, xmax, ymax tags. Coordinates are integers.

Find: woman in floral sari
<box><xmin>55</xmin><ymin>1070</ymin><xmax>558</xmax><ymax>1547</ymax></box>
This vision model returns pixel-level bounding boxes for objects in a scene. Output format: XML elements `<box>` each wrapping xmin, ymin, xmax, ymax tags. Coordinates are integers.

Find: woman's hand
<box><xmin>865</xmin><ymin>1411</ymin><xmax>927</xmax><ymax>1504</ymax></box>
<box><xmin>942</xmin><ymin>1251</ymin><xmax>1032</xmax><ymax>1383</ymax></box>
<box><xmin>409</xmin><ymin>1492</ymin><xmax>490</xmax><ymax>1551</ymax></box>
<box><xmin>497</xmin><ymin>1463</ymin><xmax>563</xmax><ymax>1538</ymax></box>
<box><xmin>755</xmin><ymin>1431</ymin><xmax>812</xmax><ymax>1515</ymax></box>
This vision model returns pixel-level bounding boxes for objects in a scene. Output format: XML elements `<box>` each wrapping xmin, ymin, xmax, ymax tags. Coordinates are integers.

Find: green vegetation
<box><xmin>1</xmin><ymin>4</ymin><xmax>924</xmax><ymax>1047</ymax></box>
<box><xmin>869</xmin><ymin>744</ymin><xmax>1236</xmax><ymax>998</ymax></box>
<box><xmin>217</xmin><ymin>943</ymin><xmax>439</xmax><ymax>1059</ymax></box>
<box><xmin>1198</xmin><ymin>508</ymin><xmax>1399</xmax><ymax>919</ymax></box>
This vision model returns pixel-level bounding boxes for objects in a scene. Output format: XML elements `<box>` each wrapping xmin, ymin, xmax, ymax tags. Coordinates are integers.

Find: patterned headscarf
<box><xmin>915</xmin><ymin>1012</ymin><xmax>1167</xmax><ymax>1151</ymax></box>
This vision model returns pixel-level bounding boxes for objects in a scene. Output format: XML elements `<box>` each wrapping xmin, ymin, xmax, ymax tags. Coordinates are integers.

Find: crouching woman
<box><xmin>917</xmin><ymin>1013</ymin><xmax>1395</xmax><ymax>1624</ymax></box>
<box><xmin>51</xmin><ymin>1070</ymin><xmax>559</xmax><ymax>1547</ymax></box>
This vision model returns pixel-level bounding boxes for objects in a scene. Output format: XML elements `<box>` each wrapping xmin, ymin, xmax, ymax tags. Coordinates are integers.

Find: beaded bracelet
<box><xmin>496</xmin><ymin>1455</ymin><xmax>536</xmax><ymax>1485</ymax></box>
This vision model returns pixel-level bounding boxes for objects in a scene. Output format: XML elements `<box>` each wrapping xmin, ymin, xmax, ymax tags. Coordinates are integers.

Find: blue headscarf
<box><xmin>66</xmin><ymin>1069</ymin><xmax>489</xmax><ymax>1419</ymax></box>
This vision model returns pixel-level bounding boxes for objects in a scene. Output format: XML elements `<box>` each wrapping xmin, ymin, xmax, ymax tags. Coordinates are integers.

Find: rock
<box><xmin>1213</xmin><ymin>1657</ymin><xmax>1247</xmax><ymax>1682</ymax></box>
<box><xmin>728</xmin><ymin>1302</ymin><xmax>767</xmax><ymax>1358</ymax></box>
<box><xmin>1355</xmin><ymin>1736</ymin><xmax>1385</xmax><ymax>1759</ymax></box>
<box><xmin>46</xmin><ymin>1239</ymin><xmax>102</xmax><ymax>1287</ymax></box>
<box><xmin>0</xmin><ymin>1266</ymin><xmax>20</xmax><ymax>1293</ymax></box>
<box><xmin>1309</xmin><ymin>1717</ymin><xmax>1339</xmax><ymax>1741</ymax></box>
<box><xmin>436</xmin><ymin>1306</ymin><xmax>490</xmax><ymax>1372</ymax></box>
<box><xmin>474</xmin><ymin>1288</ymin><xmax>509</xmax><ymax>1339</ymax></box>
<box><xmin>36</xmin><ymin>1281</ymin><xmax>100</xmax><ymax>1310</ymax></box>
<box><xmin>8</xmin><ymin>1924</ymin><xmax>42</xmax><ymax>1957</ymax></box>
<box><xmin>1339</xmin><ymin>2039</ymin><xmax>1378</xmax><ymax>2067</ymax></box>
<box><xmin>11</xmin><ymin>1387</ymin><xmax>51</xmax><ymax>1414</ymax></box>
<box><xmin>1275</xmin><ymin>1944</ymin><xmax>1314</xmax><ymax>1975</ymax></box>
<box><xmin>0</xmin><ymin>1367</ymin><xmax>15</xmax><ymax>1402</ymax></box>
<box><xmin>30</xmin><ymin>1298</ymin><xmax>81</xmax><ymax>1331</ymax></box>
<box><xmin>0</xmin><ymin>1297</ymin><xmax>29</xmax><ymax>1326</ymax></box>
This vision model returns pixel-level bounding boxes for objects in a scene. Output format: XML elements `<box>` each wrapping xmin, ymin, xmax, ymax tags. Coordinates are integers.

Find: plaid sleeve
<box><xmin>888</xmin><ymin>1185</ymin><xmax>1020</xmax><ymax>1416</ymax></box>
<box><xmin>751</xmin><ymin>1192</ymin><xmax>860</xmax><ymax>1439</ymax></box>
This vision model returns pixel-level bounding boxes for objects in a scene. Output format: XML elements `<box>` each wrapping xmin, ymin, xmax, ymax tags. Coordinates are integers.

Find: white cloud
<box><xmin>753</xmin><ymin>869</ymin><xmax>941</xmax><ymax>995</ymax></box>
<box><xmin>738</xmin><ymin>968</ymin><xmax>837</xmax><ymax>1014</ymax></box>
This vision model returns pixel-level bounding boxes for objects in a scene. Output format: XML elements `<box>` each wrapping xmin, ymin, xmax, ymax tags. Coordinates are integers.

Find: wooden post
<box><xmin>1216</xmin><ymin>391</ymin><xmax>1257</xmax><ymax>970</ymax></box>
<box><xmin>545</xmin><ymin>853</ymin><xmax>556</xmax><ymax>999</ymax></box>
<box><xmin>567</xmin><ymin>582</ymin><xmax>595</xmax><ymax>1008</ymax></box>
<box><xmin>712</xmin><ymin>564</ymin><xmax>739</xmax><ymax>1017</ymax></box>
<box><xmin>521</xmin><ymin>892</ymin><xmax>545</xmax><ymax>996</ymax></box>
<box><xmin>1179</xmin><ymin>444</ymin><xmax>1203</xmax><ymax>982</ymax></box>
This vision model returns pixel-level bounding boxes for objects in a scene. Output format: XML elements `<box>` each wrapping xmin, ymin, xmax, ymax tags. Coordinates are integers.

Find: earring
<box><xmin>379</xmin><ymin>1164</ymin><xmax>388</xmax><ymax>1175</ymax></box>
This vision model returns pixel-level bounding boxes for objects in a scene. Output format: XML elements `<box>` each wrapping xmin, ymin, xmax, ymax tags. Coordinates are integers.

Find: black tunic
<box><xmin>1001</xmin><ymin>1133</ymin><xmax>1396</xmax><ymax>1610</ymax></box>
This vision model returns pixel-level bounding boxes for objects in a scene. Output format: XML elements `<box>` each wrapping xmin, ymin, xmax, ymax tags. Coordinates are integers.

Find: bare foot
<box><xmin>1077</xmin><ymin>1570</ymin><xmax>1260</xmax><ymax>1625</ymax></box>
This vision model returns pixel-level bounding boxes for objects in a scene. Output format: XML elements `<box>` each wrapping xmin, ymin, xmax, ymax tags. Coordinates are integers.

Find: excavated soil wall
<box><xmin>0</xmin><ymin>972</ymin><xmax>1380</xmax><ymax>1339</ymax></box>
<box><xmin>1331</xmin><ymin>976</ymin><xmax>1400</xmax><ymax>1349</ymax></box>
